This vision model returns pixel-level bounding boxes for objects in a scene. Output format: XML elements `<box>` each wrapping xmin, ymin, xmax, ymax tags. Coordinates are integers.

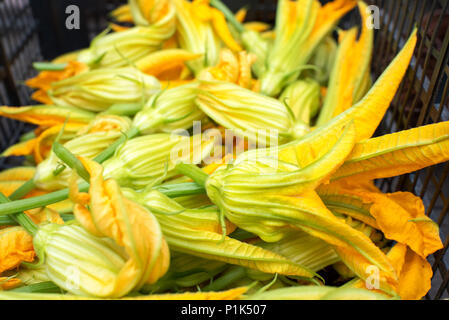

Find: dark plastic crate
<box><xmin>0</xmin><ymin>0</ymin><xmax>448</xmax><ymax>299</ymax></box>
<box><xmin>0</xmin><ymin>0</ymin><xmax>41</xmax><ymax>169</ymax></box>
<box><xmin>367</xmin><ymin>0</ymin><xmax>449</xmax><ymax>300</ymax></box>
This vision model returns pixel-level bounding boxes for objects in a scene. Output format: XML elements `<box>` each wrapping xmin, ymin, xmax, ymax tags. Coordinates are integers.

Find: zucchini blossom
<box><xmin>34</xmin><ymin>115</ymin><xmax>132</xmax><ymax>191</ymax></box>
<box><xmin>196</xmin><ymin>80</ymin><xmax>297</xmax><ymax>145</ymax></box>
<box><xmin>77</xmin><ymin>2</ymin><xmax>176</xmax><ymax>68</ymax></box>
<box><xmin>133</xmin><ymin>82</ymin><xmax>205</xmax><ymax>134</ymax></box>
<box><xmin>49</xmin><ymin>67</ymin><xmax>161</xmax><ymax>112</ymax></box>
<box><xmin>279</xmin><ymin>78</ymin><xmax>321</xmax><ymax>131</ymax></box>
<box><xmin>102</xmin><ymin>133</ymin><xmax>215</xmax><ymax>189</ymax></box>
<box><xmin>260</xmin><ymin>0</ymin><xmax>356</xmax><ymax>96</ymax></box>
<box><xmin>174</xmin><ymin>0</ymin><xmax>242</xmax><ymax>75</ymax></box>
<box><xmin>33</xmin><ymin>158</ymin><xmax>170</xmax><ymax>298</ymax></box>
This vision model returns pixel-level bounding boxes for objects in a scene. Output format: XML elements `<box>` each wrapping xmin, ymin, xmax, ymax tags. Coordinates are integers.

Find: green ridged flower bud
<box><xmin>102</xmin><ymin>133</ymin><xmax>215</xmax><ymax>189</ymax></box>
<box><xmin>77</xmin><ymin>4</ymin><xmax>176</xmax><ymax>69</ymax></box>
<box><xmin>33</xmin><ymin>223</ymin><xmax>128</xmax><ymax>297</ymax></box>
<box><xmin>34</xmin><ymin>115</ymin><xmax>132</xmax><ymax>191</ymax></box>
<box><xmin>305</xmin><ymin>36</ymin><xmax>337</xmax><ymax>85</ymax></box>
<box><xmin>280</xmin><ymin>79</ymin><xmax>321</xmax><ymax>127</ymax></box>
<box><xmin>196</xmin><ymin>80</ymin><xmax>296</xmax><ymax>145</ymax></box>
<box><xmin>133</xmin><ymin>83</ymin><xmax>205</xmax><ymax>134</ymax></box>
<box><xmin>174</xmin><ymin>0</ymin><xmax>221</xmax><ymax>75</ymax></box>
<box><xmin>49</xmin><ymin>67</ymin><xmax>161</xmax><ymax>112</ymax></box>
<box><xmin>240</xmin><ymin>30</ymin><xmax>270</xmax><ymax>78</ymax></box>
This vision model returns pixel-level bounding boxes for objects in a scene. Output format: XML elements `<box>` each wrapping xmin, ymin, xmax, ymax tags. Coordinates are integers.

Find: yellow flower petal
<box><xmin>235</xmin><ymin>7</ymin><xmax>247</xmax><ymax>23</ymax></box>
<box><xmin>390</xmin><ymin>244</ymin><xmax>433</xmax><ymax>300</ymax></box>
<box><xmin>317</xmin><ymin>183</ymin><xmax>379</xmax><ymax>229</ymax></box>
<box><xmin>0</xmin><ymin>287</ymin><xmax>248</xmax><ymax>300</ymax></box>
<box><xmin>282</xmin><ymin>192</ymin><xmax>398</xmax><ymax>291</ymax></box>
<box><xmin>71</xmin><ymin>158</ymin><xmax>170</xmax><ymax>295</ymax></box>
<box><xmin>351</xmin><ymin>243</ymin><xmax>434</xmax><ymax>299</ymax></box>
<box><xmin>332</xmin><ymin>121</ymin><xmax>449</xmax><ymax>181</ymax></box>
<box><xmin>319</xmin><ymin>180</ymin><xmax>443</xmax><ymax>259</ymax></box>
<box><xmin>110</xmin><ymin>4</ymin><xmax>133</xmax><ymax>23</ymax></box>
<box><xmin>0</xmin><ymin>167</ymin><xmax>36</xmax><ymax>182</ymax></box>
<box><xmin>109</xmin><ymin>23</ymin><xmax>130</xmax><ymax>32</ymax></box>
<box><xmin>0</xmin><ymin>181</ymin><xmax>32</xmax><ymax>198</ymax></box>
<box><xmin>211</xmin><ymin>8</ymin><xmax>242</xmax><ymax>52</ymax></box>
<box><xmin>244</xmin><ymin>22</ymin><xmax>271</xmax><ymax>32</ymax></box>
<box><xmin>0</xmin><ymin>277</ymin><xmax>21</xmax><ymax>290</ymax></box>
<box><xmin>30</xmin><ymin>90</ymin><xmax>54</xmax><ymax>105</ymax></box>
<box><xmin>136</xmin><ymin>49</ymin><xmax>203</xmax><ymax>76</ymax></box>
<box><xmin>0</xmin><ymin>227</ymin><xmax>35</xmax><ymax>273</ymax></box>
<box><xmin>129</xmin><ymin>287</ymin><xmax>248</xmax><ymax>300</ymax></box>
<box><xmin>26</xmin><ymin>207</ymin><xmax>64</xmax><ymax>225</ymax></box>
<box><xmin>0</xmin><ymin>105</ymin><xmax>95</xmax><ymax>127</ymax></box>
<box><xmin>321</xmin><ymin>28</ymin><xmax>417</xmax><ymax>142</ymax></box>
<box><xmin>33</xmin><ymin>123</ymin><xmax>85</xmax><ymax>164</ymax></box>
<box><xmin>2</xmin><ymin>140</ymin><xmax>37</xmax><ymax>158</ymax></box>
<box><xmin>363</xmin><ymin>191</ymin><xmax>443</xmax><ymax>258</ymax></box>
<box><xmin>26</xmin><ymin>61</ymin><xmax>88</xmax><ymax>92</ymax></box>
<box><xmin>47</xmin><ymin>199</ymin><xmax>74</xmax><ymax>214</ymax></box>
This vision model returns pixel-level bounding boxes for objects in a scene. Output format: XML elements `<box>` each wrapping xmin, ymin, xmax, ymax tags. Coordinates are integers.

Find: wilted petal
<box><xmin>0</xmin><ymin>227</ymin><xmax>35</xmax><ymax>273</ymax></box>
<box><xmin>0</xmin><ymin>277</ymin><xmax>21</xmax><ymax>290</ymax></box>
<box><xmin>72</xmin><ymin>158</ymin><xmax>170</xmax><ymax>294</ymax></box>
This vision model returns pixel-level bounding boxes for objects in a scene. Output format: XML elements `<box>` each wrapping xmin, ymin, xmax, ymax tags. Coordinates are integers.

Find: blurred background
<box><xmin>30</xmin><ymin>0</ymin><xmax>276</xmax><ymax>60</ymax></box>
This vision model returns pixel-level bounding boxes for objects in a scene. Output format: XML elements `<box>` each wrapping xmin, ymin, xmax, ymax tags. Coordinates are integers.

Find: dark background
<box><xmin>30</xmin><ymin>0</ymin><xmax>335</xmax><ymax>60</ymax></box>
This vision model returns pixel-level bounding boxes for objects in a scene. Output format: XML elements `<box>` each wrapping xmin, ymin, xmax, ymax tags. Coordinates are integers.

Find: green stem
<box><xmin>0</xmin><ymin>127</ymin><xmax>207</xmax><ymax>216</ymax></box>
<box><xmin>102</xmin><ymin>102</ymin><xmax>144</xmax><ymax>117</ymax></box>
<box><xmin>11</xmin><ymin>281</ymin><xmax>62</xmax><ymax>294</ymax></box>
<box><xmin>0</xmin><ymin>213</ymin><xmax>74</xmax><ymax>226</ymax></box>
<box><xmin>0</xmin><ymin>182</ymin><xmax>89</xmax><ymax>216</ymax></box>
<box><xmin>0</xmin><ymin>182</ymin><xmax>204</xmax><ymax>216</ymax></box>
<box><xmin>175</xmin><ymin>163</ymin><xmax>209</xmax><ymax>187</ymax></box>
<box><xmin>0</xmin><ymin>193</ymin><xmax>38</xmax><ymax>236</ymax></box>
<box><xmin>9</xmin><ymin>179</ymin><xmax>36</xmax><ymax>200</ymax></box>
<box><xmin>53</xmin><ymin>142</ymin><xmax>90</xmax><ymax>181</ymax></box>
<box><xmin>52</xmin><ymin>126</ymin><xmax>140</xmax><ymax>177</ymax></box>
<box><xmin>94</xmin><ymin>126</ymin><xmax>140</xmax><ymax>163</ymax></box>
<box><xmin>154</xmin><ymin>182</ymin><xmax>205</xmax><ymax>198</ymax></box>
<box><xmin>202</xmin><ymin>266</ymin><xmax>247</xmax><ymax>292</ymax></box>
<box><xmin>33</xmin><ymin>62</ymin><xmax>67</xmax><ymax>71</ymax></box>
<box><xmin>210</xmin><ymin>0</ymin><xmax>245</xmax><ymax>33</ymax></box>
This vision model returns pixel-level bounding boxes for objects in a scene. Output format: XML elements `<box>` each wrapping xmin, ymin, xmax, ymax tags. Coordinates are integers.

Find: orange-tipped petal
<box><xmin>387</xmin><ymin>243</ymin><xmax>433</xmax><ymax>300</ymax></box>
<box><xmin>71</xmin><ymin>157</ymin><xmax>170</xmax><ymax>294</ymax></box>
<box><xmin>0</xmin><ymin>277</ymin><xmax>21</xmax><ymax>290</ymax></box>
<box><xmin>0</xmin><ymin>105</ymin><xmax>95</xmax><ymax>127</ymax></box>
<box><xmin>0</xmin><ymin>167</ymin><xmax>36</xmax><ymax>182</ymax></box>
<box><xmin>0</xmin><ymin>227</ymin><xmax>35</xmax><ymax>273</ymax></box>
<box><xmin>136</xmin><ymin>49</ymin><xmax>203</xmax><ymax>76</ymax></box>
<box><xmin>211</xmin><ymin>8</ymin><xmax>243</xmax><ymax>52</ymax></box>
<box><xmin>26</xmin><ymin>61</ymin><xmax>88</xmax><ymax>92</ymax></box>
<box><xmin>235</xmin><ymin>7</ymin><xmax>247</xmax><ymax>23</ymax></box>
